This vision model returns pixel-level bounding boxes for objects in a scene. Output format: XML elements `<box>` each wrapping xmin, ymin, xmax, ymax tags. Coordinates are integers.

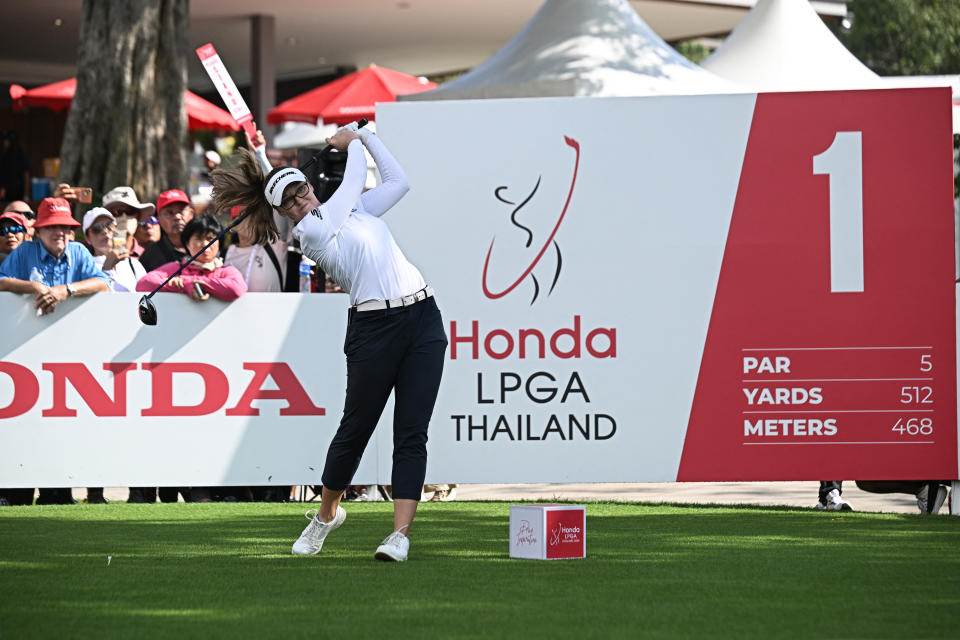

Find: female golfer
<box><xmin>212</xmin><ymin>124</ymin><xmax>446</xmax><ymax>562</ymax></box>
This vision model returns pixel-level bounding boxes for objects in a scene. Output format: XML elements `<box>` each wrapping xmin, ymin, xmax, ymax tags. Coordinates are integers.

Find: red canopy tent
<box><xmin>267</xmin><ymin>64</ymin><xmax>436</xmax><ymax>126</ymax></box>
<box><xmin>9</xmin><ymin>78</ymin><xmax>238</xmax><ymax>131</ymax></box>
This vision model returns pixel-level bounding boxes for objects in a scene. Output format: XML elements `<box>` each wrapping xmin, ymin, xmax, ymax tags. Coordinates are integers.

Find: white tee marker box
<box><xmin>509</xmin><ymin>505</ymin><xmax>586</xmax><ymax>560</ymax></box>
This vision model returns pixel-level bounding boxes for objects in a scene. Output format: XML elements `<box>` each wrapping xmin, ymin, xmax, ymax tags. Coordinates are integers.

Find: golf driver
<box><xmin>137</xmin><ymin>118</ymin><xmax>368</xmax><ymax>325</ymax></box>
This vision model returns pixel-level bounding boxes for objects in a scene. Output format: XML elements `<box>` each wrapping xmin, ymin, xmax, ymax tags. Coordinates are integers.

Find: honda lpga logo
<box><xmin>481</xmin><ymin>136</ymin><xmax>580</xmax><ymax>305</ymax></box>
<box><xmin>549</xmin><ymin>522</ymin><xmax>581</xmax><ymax>547</ymax></box>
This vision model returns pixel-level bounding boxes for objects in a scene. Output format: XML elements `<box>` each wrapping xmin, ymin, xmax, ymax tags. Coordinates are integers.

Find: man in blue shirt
<box><xmin>0</xmin><ymin>197</ymin><xmax>108</xmax><ymax>314</ymax></box>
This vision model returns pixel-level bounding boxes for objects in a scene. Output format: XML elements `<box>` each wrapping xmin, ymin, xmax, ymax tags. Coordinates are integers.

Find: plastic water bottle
<box><xmin>299</xmin><ymin>256</ymin><xmax>315</xmax><ymax>293</ymax></box>
<box><xmin>29</xmin><ymin>267</ymin><xmax>44</xmax><ymax>316</ymax></box>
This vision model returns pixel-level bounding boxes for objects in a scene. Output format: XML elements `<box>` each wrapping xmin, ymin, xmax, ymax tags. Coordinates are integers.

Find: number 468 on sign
<box><xmin>891</xmin><ymin>418</ymin><xmax>933</xmax><ymax>436</ymax></box>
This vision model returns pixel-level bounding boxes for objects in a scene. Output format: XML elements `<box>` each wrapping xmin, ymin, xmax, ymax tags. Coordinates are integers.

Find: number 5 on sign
<box><xmin>813</xmin><ymin>132</ymin><xmax>864</xmax><ymax>293</ymax></box>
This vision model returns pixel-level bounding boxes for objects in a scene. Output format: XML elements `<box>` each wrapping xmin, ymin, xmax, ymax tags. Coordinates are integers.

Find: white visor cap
<box><xmin>264</xmin><ymin>167</ymin><xmax>309</xmax><ymax>207</ymax></box>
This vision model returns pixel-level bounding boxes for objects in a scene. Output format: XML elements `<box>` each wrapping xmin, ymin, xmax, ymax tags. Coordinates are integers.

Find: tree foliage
<box><xmin>833</xmin><ymin>0</ymin><xmax>960</xmax><ymax>76</ymax></box>
<box><xmin>675</xmin><ymin>40</ymin><xmax>710</xmax><ymax>65</ymax></box>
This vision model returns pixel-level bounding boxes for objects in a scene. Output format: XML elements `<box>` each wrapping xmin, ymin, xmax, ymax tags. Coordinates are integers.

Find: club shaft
<box><xmin>299</xmin><ymin>118</ymin><xmax>368</xmax><ymax>172</ymax></box>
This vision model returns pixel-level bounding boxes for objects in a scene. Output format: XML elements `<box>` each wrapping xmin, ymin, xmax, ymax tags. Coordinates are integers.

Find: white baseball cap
<box><xmin>102</xmin><ymin>186</ymin><xmax>156</xmax><ymax>216</ymax></box>
<box><xmin>82</xmin><ymin>207</ymin><xmax>116</xmax><ymax>233</ymax></box>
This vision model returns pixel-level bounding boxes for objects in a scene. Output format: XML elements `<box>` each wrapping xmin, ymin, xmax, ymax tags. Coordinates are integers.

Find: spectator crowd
<box><xmin>0</xmin><ymin>128</ymin><xmax>359</xmax><ymax>507</ymax></box>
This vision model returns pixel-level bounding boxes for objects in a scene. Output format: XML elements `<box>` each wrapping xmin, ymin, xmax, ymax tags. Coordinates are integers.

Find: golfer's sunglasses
<box><xmin>278</xmin><ymin>182</ymin><xmax>310</xmax><ymax>211</ymax></box>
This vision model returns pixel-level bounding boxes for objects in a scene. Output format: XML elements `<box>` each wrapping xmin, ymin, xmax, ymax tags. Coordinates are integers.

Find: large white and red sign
<box><xmin>0</xmin><ymin>89</ymin><xmax>955</xmax><ymax>487</ymax></box>
<box><xmin>377</xmin><ymin>88</ymin><xmax>957</xmax><ymax>483</ymax></box>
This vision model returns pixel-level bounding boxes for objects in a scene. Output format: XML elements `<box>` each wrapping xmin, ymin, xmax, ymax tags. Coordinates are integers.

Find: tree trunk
<box><xmin>59</xmin><ymin>0</ymin><xmax>189</xmax><ymax>202</ymax></box>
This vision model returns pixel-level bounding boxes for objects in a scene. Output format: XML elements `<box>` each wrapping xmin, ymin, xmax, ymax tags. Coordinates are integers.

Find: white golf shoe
<box><xmin>374</xmin><ymin>530</ymin><xmax>410</xmax><ymax>562</ymax></box>
<box><xmin>814</xmin><ymin>489</ymin><xmax>853</xmax><ymax>511</ymax></box>
<box><xmin>291</xmin><ymin>506</ymin><xmax>346</xmax><ymax>555</ymax></box>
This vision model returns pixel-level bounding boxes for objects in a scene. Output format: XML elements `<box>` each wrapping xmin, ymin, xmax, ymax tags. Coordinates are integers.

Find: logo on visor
<box><xmin>267</xmin><ymin>169</ymin><xmax>298</xmax><ymax>200</ymax></box>
<box><xmin>480</xmin><ymin>136</ymin><xmax>580</xmax><ymax>305</ymax></box>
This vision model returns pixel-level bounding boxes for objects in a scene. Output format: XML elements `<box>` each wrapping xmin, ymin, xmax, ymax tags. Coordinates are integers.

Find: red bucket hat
<box><xmin>34</xmin><ymin>198</ymin><xmax>80</xmax><ymax>228</ymax></box>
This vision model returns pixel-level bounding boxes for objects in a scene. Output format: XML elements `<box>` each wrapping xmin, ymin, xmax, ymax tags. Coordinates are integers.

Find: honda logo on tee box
<box><xmin>510</xmin><ymin>505</ymin><xmax>585</xmax><ymax>560</ymax></box>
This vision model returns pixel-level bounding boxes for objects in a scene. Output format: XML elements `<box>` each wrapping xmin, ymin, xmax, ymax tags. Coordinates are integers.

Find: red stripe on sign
<box><xmin>677</xmin><ymin>88</ymin><xmax>957</xmax><ymax>481</ymax></box>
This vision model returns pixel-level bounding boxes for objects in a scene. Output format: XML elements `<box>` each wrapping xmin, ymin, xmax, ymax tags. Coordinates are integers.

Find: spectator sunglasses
<box><xmin>1</xmin><ymin>224</ymin><xmax>26</xmax><ymax>235</ymax></box>
<box><xmin>89</xmin><ymin>221</ymin><xmax>117</xmax><ymax>234</ymax></box>
<box><xmin>9</xmin><ymin>209</ymin><xmax>34</xmax><ymax>220</ymax></box>
<box><xmin>138</xmin><ymin>216</ymin><xmax>159</xmax><ymax>228</ymax></box>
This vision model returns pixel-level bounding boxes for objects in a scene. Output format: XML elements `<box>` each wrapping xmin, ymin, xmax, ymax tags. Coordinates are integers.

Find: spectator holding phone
<box><xmin>140</xmin><ymin>189</ymin><xmax>194</xmax><ymax>272</ymax></box>
<box><xmin>82</xmin><ymin>207</ymin><xmax>146</xmax><ymax>292</ymax></box>
<box><xmin>102</xmin><ymin>186</ymin><xmax>154</xmax><ymax>258</ymax></box>
<box><xmin>136</xmin><ymin>214</ymin><xmax>247</xmax><ymax>302</ymax></box>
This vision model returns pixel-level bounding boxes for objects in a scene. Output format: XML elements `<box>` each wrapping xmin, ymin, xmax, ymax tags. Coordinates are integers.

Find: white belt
<box><xmin>353</xmin><ymin>286</ymin><xmax>434</xmax><ymax>312</ymax></box>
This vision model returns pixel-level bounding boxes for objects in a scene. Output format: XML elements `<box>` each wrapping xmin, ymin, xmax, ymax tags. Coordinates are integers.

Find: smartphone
<box><xmin>77</xmin><ymin>187</ymin><xmax>93</xmax><ymax>203</ymax></box>
<box><xmin>193</xmin><ymin>282</ymin><xmax>206</xmax><ymax>298</ymax></box>
<box><xmin>112</xmin><ymin>228</ymin><xmax>128</xmax><ymax>251</ymax></box>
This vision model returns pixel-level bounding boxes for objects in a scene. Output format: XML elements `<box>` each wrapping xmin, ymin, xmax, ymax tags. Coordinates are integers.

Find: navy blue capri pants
<box><xmin>321</xmin><ymin>296</ymin><xmax>447</xmax><ymax>500</ymax></box>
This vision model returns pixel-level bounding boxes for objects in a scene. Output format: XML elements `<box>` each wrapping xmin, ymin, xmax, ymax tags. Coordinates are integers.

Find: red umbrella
<box><xmin>9</xmin><ymin>78</ymin><xmax>238</xmax><ymax>131</ymax></box>
<box><xmin>267</xmin><ymin>64</ymin><xmax>436</xmax><ymax>126</ymax></box>
<box><xmin>183</xmin><ymin>90</ymin><xmax>239</xmax><ymax>131</ymax></box>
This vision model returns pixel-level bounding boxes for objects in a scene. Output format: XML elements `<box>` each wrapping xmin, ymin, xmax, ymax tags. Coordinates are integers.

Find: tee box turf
<box><xmin>509</xmin><ymin>505</ymin><xmax>586</xmax><ymax>560</ymax></box>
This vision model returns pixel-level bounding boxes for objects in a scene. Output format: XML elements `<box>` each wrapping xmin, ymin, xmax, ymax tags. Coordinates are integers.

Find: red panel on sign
<box><xmin>545</xmin><ymin>509</ymin><xmax>585</xmax><ymax>559</ymax></box>
<box><xmin>678</xmin><ymin>88</ymin><xmax>957</xmax><ymax>481</ymax></box>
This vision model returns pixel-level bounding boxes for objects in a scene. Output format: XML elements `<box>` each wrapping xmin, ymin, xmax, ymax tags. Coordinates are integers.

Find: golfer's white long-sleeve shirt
<box><xmin>293</xmin><ymin>134</ymin><xmax>426</xmax><ymax>306</ymax></box>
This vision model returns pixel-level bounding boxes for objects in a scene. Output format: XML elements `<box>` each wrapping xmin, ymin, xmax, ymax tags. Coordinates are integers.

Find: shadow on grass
<box><xmin>0</xmin><ymin>502</ymin><xmax>958</xmax><ymax>639</ymax></box>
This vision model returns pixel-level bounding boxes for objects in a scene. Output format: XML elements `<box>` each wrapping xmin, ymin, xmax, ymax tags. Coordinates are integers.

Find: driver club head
<box><xmin>138</xmin><ymin>296</ymin><xmax>157</xmax><ymax>325</ymax></box>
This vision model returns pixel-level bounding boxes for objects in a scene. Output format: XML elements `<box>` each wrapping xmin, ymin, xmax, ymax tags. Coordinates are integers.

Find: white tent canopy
<box><xmin>401</xmin><ymin>0</ymin><xmax>737</xmax><ymax>101</ymax></box>
<box><xmin>272</xmin><ymin>121</ymin><xmax>339</xmax><ymax>150</ymax></box>
<box><xmin>702</xmin><ymin>0</ymin><xmax>959</xmax><ymax>133</ymax></box>
<box><xmin>702</xmin><ymin>0</ymin><xmax>878</xmax><ymax>92</ymax></box>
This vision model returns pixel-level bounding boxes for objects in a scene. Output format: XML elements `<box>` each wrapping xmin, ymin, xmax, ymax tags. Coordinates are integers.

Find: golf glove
<box><xmin>339</xmin><ymin>121</ymin><xmax>372</xmax><ymax>144</ymax></box>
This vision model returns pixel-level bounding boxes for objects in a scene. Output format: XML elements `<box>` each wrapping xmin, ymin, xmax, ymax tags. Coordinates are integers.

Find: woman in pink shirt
<box><xmin>137</xmin><ymin>214</ymin><xmax>247</xmax><ymax>301</ymax></box>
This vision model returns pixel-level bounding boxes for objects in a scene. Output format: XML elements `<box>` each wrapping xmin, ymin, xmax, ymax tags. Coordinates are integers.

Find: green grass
<box><xmin>0</xmin><ymin>501</ymin><xmax>958</xmax><ymax>639</ymax></box>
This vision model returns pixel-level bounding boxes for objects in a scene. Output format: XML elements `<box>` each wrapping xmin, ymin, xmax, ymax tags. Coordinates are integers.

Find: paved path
<box><xmin>83</xmin><ymin>482</ymin><xmax>940</xmax><ymax>514</ymax></box>
<box><xmin>453</xmin><ymin>482</ymin><xmax>924</xmax><ymax>514</ymax></box>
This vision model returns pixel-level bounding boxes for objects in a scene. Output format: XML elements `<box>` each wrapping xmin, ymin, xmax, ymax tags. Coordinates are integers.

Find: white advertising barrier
<box><xmin>0</xmin><ymin>293</ymin><xmax>382</xmax><ymax>488</ymax></box>
<box><xmin>376</xmin><ymin>89</ymin><xmax>958</xmax><ymax>483</ymax></box>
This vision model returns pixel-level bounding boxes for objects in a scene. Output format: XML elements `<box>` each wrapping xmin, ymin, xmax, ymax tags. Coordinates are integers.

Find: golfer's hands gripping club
<box><xmin>337</xmin><ymin>121</ymin><xmax>371</xmax><ymax>144</ymax></box>
<box><xmin>325</xmin><ymin>128</ymin><xmax>359</xmax><ymax>152</ymax></box>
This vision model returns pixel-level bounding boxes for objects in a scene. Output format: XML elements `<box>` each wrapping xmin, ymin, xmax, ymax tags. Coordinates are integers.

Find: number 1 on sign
<box><xmin>813</xmin><ymin>132</ymin><xmax>864</xmax><ymax>293</ymax></box>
